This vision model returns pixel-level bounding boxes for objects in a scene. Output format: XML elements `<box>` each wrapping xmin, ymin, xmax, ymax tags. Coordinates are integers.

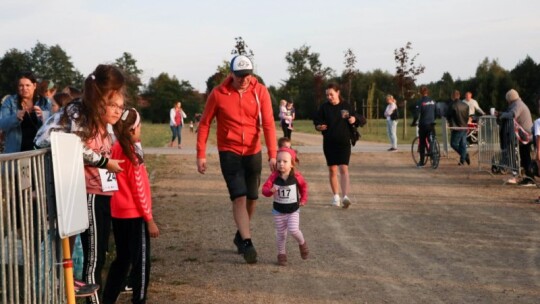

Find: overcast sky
<box><xmin>1</xmin><ymin>0</ymin><xmax>539</xmax><ymax>92</ymax></box>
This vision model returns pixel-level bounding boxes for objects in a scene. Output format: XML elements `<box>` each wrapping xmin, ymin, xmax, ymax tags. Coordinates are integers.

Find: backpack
<box><xmin>390</xmin><ymin>106</ymin><xmax>399</xmax><ymax>120</ymax></box>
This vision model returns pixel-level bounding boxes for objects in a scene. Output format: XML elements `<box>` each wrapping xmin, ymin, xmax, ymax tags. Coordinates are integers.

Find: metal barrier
<box><xmin>0</xmin><ymin>149</ymin><xmax>65</xmax><ymax>304</ymax></box>
<box><xmin>477</xmin><ymin>116</ymin><xmax>521</xmax><ymax>175</ymax></box>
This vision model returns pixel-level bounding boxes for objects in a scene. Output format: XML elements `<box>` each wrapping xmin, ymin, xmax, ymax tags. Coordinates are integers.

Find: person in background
<box><xmin>262</xmin><ymin>148</ymin><xmax>308</xmax><ymax>266</ymax></box>
<box><xmin>279</xmin><ymin>100</ymin><xmax>295</xmax><ymax>139</ymax></box>
<box><xmin>463</xmin><ymin>91</ymin><xmax>485</xmax><ymax>123</ymax></box>
<box><xmin>169</xmin><ymin>101</ymin><xmax>187</xmax><ymax>149</ymax></box>
<box><xmin>497</xmin><ymin>89</ymin><xmax>534</xmax><ymax>186</ymax></box>
<box><xmin>533</xmin><ymin>98</ymin><xmax>540</xmax><ymax>203</ymax></box>
<box><xmin>411</xmin><ymin>86</ymin><xmax>437</xmax><ymax>167</ymax></box>
<box><xmin>197</xmin><ymin>55</ymin><xmax>277</xmax><ymax>264</ymax></box>
<box><xmin>383</xmin><ymin>94</ymin><xmax>398</xmax><ymax>151</ymax></box>
<box><xmin>0</xmin><ymin>71</ymin><xmax>51</xmax><ymax>153</ymax></box>
<box><xmin>103</xmin><ymin>108</ymin><xmax>159</xmax><ymax>304</ymax></box>
<box><xmin>447</xmin><ymin>90</ymin><xmax>471</xmax><ymax>165</ymax></box>
<box><xmin>38</xmin><ymin>79</ymin><xmax>57</xmax><ymax>102</ymax></box>
<box><xmin>313</xmin><ymin>83</ymin><xmax>360</xmax><ymax>208</ymax></box>
<box><xmin>52</xmin><ymin>92</ymin><xmax>72</xmax><ymax>114</ymax></box>
<box><xmin>63</xmin><ymin>86</ymin><xmax>83</xmax><ymax>100</ymax></box>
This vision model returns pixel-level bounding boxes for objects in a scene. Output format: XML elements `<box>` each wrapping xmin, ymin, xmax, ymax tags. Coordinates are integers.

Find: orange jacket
<box><xmin>197</xmin><ymin>76</ymin><xmax>277</xmax><ymax>159</ymax></box>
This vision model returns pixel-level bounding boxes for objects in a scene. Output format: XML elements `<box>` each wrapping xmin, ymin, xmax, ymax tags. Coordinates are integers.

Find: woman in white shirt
<box><xmin>169</xmin><ymin>101</ymin><xmax>187</xmax><ymax>148</ymax></box>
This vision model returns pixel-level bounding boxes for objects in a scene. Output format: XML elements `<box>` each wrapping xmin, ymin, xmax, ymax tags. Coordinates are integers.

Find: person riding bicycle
<box><xmin>411</xmin><ymin>86</ymin><xmax>437</xmax><ymax>167</ymax></box>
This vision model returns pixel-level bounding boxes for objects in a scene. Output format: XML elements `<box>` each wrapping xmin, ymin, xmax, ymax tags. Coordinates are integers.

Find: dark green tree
<box><xmin>343</xmin><ymin>48</ymin><xmax>358</xmax><ymax>104</ymax></box>
<box><xmin>231</xmin><ymin>36</ymin><xmax>254</xmax><ymax>59</ymax></box>
<box><xmin>28</xmin><ymin>42</ymin><xmax>83</xmax><ymax>89</ymax></box>
<box><xmin>115</xmin><ymin>52</ymin><xmax>143</xmax><ymax>106</ymax></box>
<box><xmin>394</xmin><ymin>41</ymin><xmax>425</xmax><ymax>137</ymax></box>
<box><xmin>284</xmin><ymin>45</ymin><xmax>334</xmax><ymax>118</ymax></box>
<box><xmin>474</xmin><ymin>58</ymin><xmax>514</xmax><ymax>111</ymax></box>
<box><xmin>142</xmin><ymin>73</ymin><xmax>203</xmax><ymax>123</ymax></box>
<box><xmin>0</xmin><ymin>49</ymin><xmax>31</xmax><ymax>96</ymax></box>
<box><xmin>510</xmin><ymin>55</ymin><xmax>540</xmax><ymax>107</ymax></box>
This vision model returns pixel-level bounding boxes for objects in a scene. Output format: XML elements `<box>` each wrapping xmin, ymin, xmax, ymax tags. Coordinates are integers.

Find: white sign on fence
<box><xmin>51</xmin><ymin>132</ymin><xmax>89</xmax><ymax>238</ymax></box>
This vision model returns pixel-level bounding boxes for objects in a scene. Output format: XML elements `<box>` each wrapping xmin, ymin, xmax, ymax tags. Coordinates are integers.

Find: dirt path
<box><xmin>119</xmin><ymin>131</ymin><xmax>540</xmax><ymax>303</ymax></box>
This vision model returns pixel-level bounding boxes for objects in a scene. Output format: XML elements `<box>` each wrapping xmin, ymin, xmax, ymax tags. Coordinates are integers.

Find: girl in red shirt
<box><xmin>103</xmin><ymin>108</ymin><xmax>159</xmax><ymax>304</ymax></box>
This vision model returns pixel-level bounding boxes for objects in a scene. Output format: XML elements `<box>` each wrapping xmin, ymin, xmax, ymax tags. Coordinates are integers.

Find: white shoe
<box><xmin>342</xmin><ymin>196</ymin><xmax>351</xmax><ymax>209</ymax></box>
<box><xmin>331</xmin><ymin>196</ymin><xmax>341</xmax><ymax>207</ymax></box>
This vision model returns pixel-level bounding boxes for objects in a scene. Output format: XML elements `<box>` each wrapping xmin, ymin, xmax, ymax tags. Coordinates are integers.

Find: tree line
<box><xmin>1</xmin><ymin>40</ymin><xmax>539</xmax><ymax>124</ymax></box>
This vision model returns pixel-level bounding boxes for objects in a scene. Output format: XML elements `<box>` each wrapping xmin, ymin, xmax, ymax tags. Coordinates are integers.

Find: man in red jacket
<box><xmin>197</xmin><ymin>55</ymin><xmax>277</xmax><ymax>264</ymax></box>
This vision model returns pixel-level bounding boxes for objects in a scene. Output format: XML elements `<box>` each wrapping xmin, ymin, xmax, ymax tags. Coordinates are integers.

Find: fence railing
<box><xmin>477</xmin><ymin>116</ymin><xmax>520</xmax><ymax>176</ymax></box>
<box><xmin>0</xmin><ymin>149</ymin><xmax>65</xmax><ymax>304</ymax></box>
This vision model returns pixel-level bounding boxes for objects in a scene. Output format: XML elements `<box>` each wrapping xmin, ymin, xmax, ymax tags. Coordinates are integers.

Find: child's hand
<box><xmin>148</xmin><ymin>220</ymin><xmax>159</xmax><ymax>238</ymax></box>
<box><xmin>299</xmin><ymin>201</ymin><xmax>306</xmax><ymax>206</ymax></box>
<box><xmin>106</xmin><ymin>159</ymin><xmax>124</xmax><ymax>173</ymax></box>
<box><xmin>272</xmin><ymin>185</ymin><xmax>279</xmax><ymax>193</ymax></box>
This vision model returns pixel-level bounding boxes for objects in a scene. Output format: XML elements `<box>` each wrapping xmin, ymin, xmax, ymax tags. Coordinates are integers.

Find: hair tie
<box><xmin>131</xmin><ymin>110</ymin><xmax>141</xmax><ymax>130</ymax></box>
<box><xmin>90</xmin><ymin>74</ymin><xmax>95</xmax><ymax>80</ymax></box>
<box><xmin>121</xmin><ymin>109</ymin><xmax>130</xmax><ymax>121</ymax></box>
<box><xmin>121</xmin><ymin>109</ymin><xmax>141</xmax><ymax>130</ymax></box>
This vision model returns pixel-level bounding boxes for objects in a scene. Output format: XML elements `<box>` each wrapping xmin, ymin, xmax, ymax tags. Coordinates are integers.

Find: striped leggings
<box><xmin>273</xmin><ymin>210</ymin><xmax>305</xmax><ymax>255</ymax></box>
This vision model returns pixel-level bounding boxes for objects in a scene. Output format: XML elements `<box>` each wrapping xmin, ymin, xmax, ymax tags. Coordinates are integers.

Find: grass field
<box><xmin>140</xmin><ymin>119</ymin><xmax>427</xmax><ymax>148</ymax></box>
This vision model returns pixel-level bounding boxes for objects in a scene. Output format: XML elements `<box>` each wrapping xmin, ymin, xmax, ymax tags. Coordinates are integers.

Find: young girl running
<box><xmin>103</xmin><ymin>108</ymin><xmax>159</xmax><ymax>304</ymax></box>
<box><xmin>34</xmin><ymin>64</ymin><xmax>126</xmax><ymax>302</ymax></box>
<box><xmin>262</xmin><ymin>147</ymin><xmax>309</xmax><ymax>266</ymax></box>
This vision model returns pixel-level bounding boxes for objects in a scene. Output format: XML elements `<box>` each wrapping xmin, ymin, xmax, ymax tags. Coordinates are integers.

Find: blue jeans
<box><xmin>450</xmin><ymin>130</ymin><xmax>467</xmax><ymax>163</ymax></box>
<box><xmin>386</xmin><ymin>119</ymin><xmax>398</xmax><ymax>148</ymax></box>
<box><xmin>170</xmin><ymin>125</ymin><xmax>183</xmax><ymax>144</ymax></box>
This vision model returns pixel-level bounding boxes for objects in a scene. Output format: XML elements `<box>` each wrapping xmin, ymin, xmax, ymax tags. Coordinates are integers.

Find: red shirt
<box><xmin>197</xmin><ymin>76</ymin><xmax>277</xmax><ymax>159</ymax></box>
<box><xmin>110</xmin><ymin>142</ymin><xmax>153</xmax><ymax>221</ymax></box>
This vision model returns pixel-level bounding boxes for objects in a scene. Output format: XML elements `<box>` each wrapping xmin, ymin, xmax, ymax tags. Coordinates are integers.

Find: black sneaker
<box><xmin>121</xmin><ymin>283</ymin><xmax>133</xmax><ymax>293</ymax></box>
<box><xmin>233</xmin><ymin>231</ymin><xmax>244</xmax><ymax>254</ymax></box>
<box><xmin>242</xmin><ymin>239</ymin><xmax>257</xmax><ymax>264</ymax></box>
<box><xmin>74</xmin><ymin>280</ymin><xmax>99</xmax><ymax>298</ymax></box>
<box><xmin>518</xmin><ymin>179</ymin><xmax>536</xmax><ymax>187</ymax></box>
<box><xmin>465</xmin><ymin>153</ymin><xmax>471</xmax><ymax>165</ymax></box>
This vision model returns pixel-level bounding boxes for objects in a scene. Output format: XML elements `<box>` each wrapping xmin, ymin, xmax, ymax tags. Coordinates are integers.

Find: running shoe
<box><xmin>331</xmin><ymin>196</ymin><xmax>341</xmax><ymax>207</ymax></box>
<box><xmin>277</xmin><ymin>254</ymin><xmax>287</xmax><ymax>266</ymax></box>
<box><xmin>342</xmin><ymin>196</ymin><xmax>351</xmax><ymax>209</ymax></box>
<box><xmin>505</xmin><ymin>177</ymin><xmax>517</xmax><ymax>185</ymax></box>
<box><xmin>233</xmin><ymin>231</ymin><xmax>244</xmax><ymax>254</ymax></box>
<box><xmin>299</xmin><ymin>242</ymin><xmax>309</xmax><ymax>260</ymax></box>
<box><xmin>242</xmin><ymin>239</ymin><xmax>257</xmax><ymax>264</ymax></box>
<box><xmin>518</xmin><ymin>179</ymin><xmax>536</xmax><ymax>187</ymax></box>
<box><xmin>74</xmin><ymin>280</ymin><xmax>99</xmax><ymax>298</ymax></box>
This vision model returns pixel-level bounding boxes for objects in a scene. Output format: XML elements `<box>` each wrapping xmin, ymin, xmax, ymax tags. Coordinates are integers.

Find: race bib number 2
<box><xmin>98</xmin><ymin>168</ymin><xmax>118</xmax><ymax>192</ymax></box>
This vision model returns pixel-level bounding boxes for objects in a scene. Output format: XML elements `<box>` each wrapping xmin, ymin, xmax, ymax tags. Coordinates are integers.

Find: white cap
<box><xmin>230</xmin><ymin>55</ymin><xmax>253</xmax><ymax>77</ymax></box>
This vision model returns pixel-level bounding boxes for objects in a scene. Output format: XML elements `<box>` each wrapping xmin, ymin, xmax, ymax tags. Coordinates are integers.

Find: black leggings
<box><xmin>281</xmin><ymin>120</ymin><xmax>292</xmax><ymax>139</ymax></box>
<box><xmin>103</xmin><ymin>217</ymin><xmax>150</xmax><ymax>304</ymax></box>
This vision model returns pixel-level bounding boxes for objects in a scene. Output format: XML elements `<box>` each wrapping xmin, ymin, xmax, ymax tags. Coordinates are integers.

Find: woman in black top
<box><xmin>313</xmin><ymin>83</ymin><xmax>361</xmax><ymax>209</ymax></box>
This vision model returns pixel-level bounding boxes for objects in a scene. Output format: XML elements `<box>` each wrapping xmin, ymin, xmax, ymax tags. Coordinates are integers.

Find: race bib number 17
<box><xmin>98</xmin><ymin>168</ymin><xmax>118</xmax><ymax>192</ymax></box>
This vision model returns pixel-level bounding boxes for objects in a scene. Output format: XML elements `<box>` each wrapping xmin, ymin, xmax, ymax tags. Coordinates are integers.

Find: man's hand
<box><xmin>316</xmin><ymin>124</ymin><xmax>327</xmax><ymax>131</ymax></box>
<box><xmin>268</xmin><ymin>158</ymin><xmax>277</xmax><ymax>172</ymax></box>
<box><xmin>197</xmin><ymin>158</ymin><xmax>207</xmax><ymax>174</ymax></box>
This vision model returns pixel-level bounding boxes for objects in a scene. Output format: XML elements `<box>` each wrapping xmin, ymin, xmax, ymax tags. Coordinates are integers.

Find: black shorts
<box><xmin>219</xmin><ymin>151</ymin><xmax>262</xmax><ymax>201</ymax></box>
<box><xmin>323</xmin><ymin>141</ymin><xmax>351</xmax><ymax>166</ymax></box>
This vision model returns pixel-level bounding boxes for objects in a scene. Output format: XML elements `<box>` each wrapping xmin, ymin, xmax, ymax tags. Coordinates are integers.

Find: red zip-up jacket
<box><xmin>110</xmin><ymin>142</ymin><xmax>153</xmax><ymax>221</ymax></box>
<box><xmin>197</xmin><ymin>75</ymin><xmax>277</xmax><ymax>160</ymax></box>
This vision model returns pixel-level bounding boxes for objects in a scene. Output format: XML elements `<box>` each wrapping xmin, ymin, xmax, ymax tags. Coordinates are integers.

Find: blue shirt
<box><xmin>0</xmin><ymin>94</ymin><xmax>51</xmax><ymax>153</ymax></box>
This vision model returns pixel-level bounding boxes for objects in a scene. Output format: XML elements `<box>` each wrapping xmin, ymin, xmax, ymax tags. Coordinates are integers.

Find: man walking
<box><xmin>196</xmin><ymin>55</ymin><xmax>277</xmax><ymax>263</ymax></box>
<box><xmin>447</xmin><ymin>90</ymin><xmax>471</xmax><ymax>165</ymax></box>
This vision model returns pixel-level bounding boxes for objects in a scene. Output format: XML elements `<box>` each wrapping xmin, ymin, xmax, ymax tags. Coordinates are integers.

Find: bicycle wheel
<box><xmin>411</xmin><ymin>137</ymin><xmax>427</xmax><ymax>166</ymax></box>
<box><xmin>430</xmin><ymin>138</ymin><xmax>441</xmax><ymax>169</ymax></box>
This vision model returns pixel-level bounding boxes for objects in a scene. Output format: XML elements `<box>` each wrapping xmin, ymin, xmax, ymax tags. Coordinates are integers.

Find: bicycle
<box><xmin>411</xmin><ymin>125</ymin><xmax>440</xmax><ymax>169</ymax></box>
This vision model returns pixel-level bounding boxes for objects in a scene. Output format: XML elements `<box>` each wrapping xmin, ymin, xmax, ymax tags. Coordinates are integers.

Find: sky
<box><xmin>1</xmin><ymin>0</ymin><xmax>539</xmax><ymax>93</ymax></box>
